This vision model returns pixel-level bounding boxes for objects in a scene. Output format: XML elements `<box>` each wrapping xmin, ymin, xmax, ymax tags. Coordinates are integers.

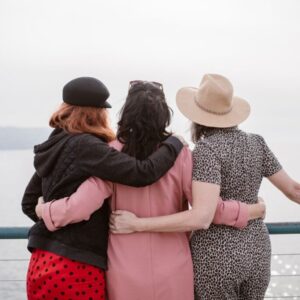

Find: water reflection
<box><xmin>266</xmin><ymin>254</ymin><xmax>300</xmax><ymax>299</ymax></box>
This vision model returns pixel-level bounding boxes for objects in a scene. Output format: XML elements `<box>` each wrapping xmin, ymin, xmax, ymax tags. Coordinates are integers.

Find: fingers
<box><xmin>109</xmin><ymin>221</ymin><xmax>117</xmax><ymax>233</ymax></box>
<box><xmin>38</xmin><ymin>196</ymin><xmax>45</xmax><ymax>204</ymax></box>
<box><xmin>109</xmin><ymin>215</ymin><xmax>116</xmax><ymax>228</ymax></box>
<box><xmin>258</xmin><ymin>196</ymin><xmax>265</xmax><ymax>203</ymax></box>
<box><xmin>260</xmin><ymin>201</ymin><xmax>266</xmax><ymax>219</ymax></box>
<box><xmin>109</xmin><ymin>214</ymin><xmax>131</xmax><ymax>235</ymax></box>
<box><xmin>109</xmin><ymin>210</ymin><xmax>136</xmax><ymax>235</ymax></box>
<box><xmin>111</xmin><ymin>210</ymin><xmax>125</xmax><ymax>216</ymax></box>
<box><xmin>109</xmin><ymin>214</ymin><xmax>120</xmax><ymax>233</ymax></box>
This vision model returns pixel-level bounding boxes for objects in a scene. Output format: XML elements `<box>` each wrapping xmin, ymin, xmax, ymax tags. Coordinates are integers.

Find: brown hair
<box><xmin>49</xmin><ymin>103</ymin><xmax>115</xmax><ymax>142</ymax></box>
<box><xmin>191</xmin><ymin>123</ymin><xmax>216</xmax><ymax>143</ymax></box>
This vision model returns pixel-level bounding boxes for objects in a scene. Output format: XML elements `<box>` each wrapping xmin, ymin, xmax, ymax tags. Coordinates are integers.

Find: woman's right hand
<box><xmin>109</xmin><ymin>210</ymin><xmax>139</xmax><ymax>234</ymax></box>
<box><xmin>248</xmin><ymin>197</ymin><xmax>266</xmax><ymax>220</ymax></box>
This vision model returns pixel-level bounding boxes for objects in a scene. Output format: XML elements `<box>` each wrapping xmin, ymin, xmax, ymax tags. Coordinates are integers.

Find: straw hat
<box><xmin>176</xmin><ymin>74</ymin><xmax>250</xmax><ymax>128</ymax></box>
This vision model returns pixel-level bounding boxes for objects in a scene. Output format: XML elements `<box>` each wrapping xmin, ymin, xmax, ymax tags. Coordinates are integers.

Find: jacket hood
<box><xmin>34</xmin><ymin>128</ymin><xmax>73</xmax><ymax>177</ymax></box>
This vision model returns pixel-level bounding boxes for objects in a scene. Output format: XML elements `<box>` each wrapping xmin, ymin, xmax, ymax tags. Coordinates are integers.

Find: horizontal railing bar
<box><xmin>0</xmin><ymin>259</ymin><xmax>29</xmax><ymax>261</ymax></box>
<box><xmin>270</xmin><ymin>274</ymin><xmax>300</xmax><ymax>277</ymax></box>
<box><xmin>2</xmin><ymin>253</ymin><xmax>300</xmax><ymax>261</ymax></box>
<box><xmin>0</xmin><ymin>227</ymin><xmax>29</xmax><ymax>239</ymax></box>
<box><xmin>1</xmin><ymin>253</ymin><xmax>300</xmax><ymax>262</ymax></box>
<box><xmin>0</xmin><ymin>280</ymin><xmax>25</xmax><ymax>282</ymax></box>
<box><xmin>272</xmin><ymin>253</ymin><xmax>300</xmax><ymax>256</ymax></box>
<box><xmin>0</xmin><ymin>223</ymin><xmax>300</xmax><ymax>239</ymax></box>
<box><xmin>267</xmin><ymin>222</ymin><xmax>300</xmax><ymax>234</ymax></box>
<box><xmin>265</xmin><ymin>295</ymin><xmax>300</xmax><ymax>299</ymax></box>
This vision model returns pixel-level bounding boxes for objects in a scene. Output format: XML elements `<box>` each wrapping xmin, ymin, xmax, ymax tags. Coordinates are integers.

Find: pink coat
<box><xmin>42</xmin><ymin>141</ymin><xmax>248</xmax><ymax>300</ymax></box>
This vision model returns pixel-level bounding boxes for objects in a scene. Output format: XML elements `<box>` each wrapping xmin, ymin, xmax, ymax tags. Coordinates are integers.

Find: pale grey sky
<box><xmin>0</xmin><ymin>0</ymin><xmax>300</xmax><ymax>142</ymax></box>
<box><xmin>1</xmin><ymin>0</ymin><xmax>300</xmax><ymax>222</ymax></box>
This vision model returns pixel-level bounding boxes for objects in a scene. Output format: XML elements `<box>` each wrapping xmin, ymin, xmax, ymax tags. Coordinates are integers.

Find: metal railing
<box><xmin>0</xmin><ymin>223</ymin><xmax>300</xmax><ymax>299</ymax></box>
<box><xmin>1</xmin><ymin>222</ymin><xmax>299</xmax><ymax>239</ymax></box>
<box><xmin>0</xmin><ymin>227</ymin><xmax>29</xmax><ymax>239</ymax></box>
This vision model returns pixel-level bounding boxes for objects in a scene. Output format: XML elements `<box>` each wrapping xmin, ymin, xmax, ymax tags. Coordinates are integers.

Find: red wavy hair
<box><xmin>49</xmin><ymin>103</ymin><xmax>115</xmax><ymax>142</ymax></box>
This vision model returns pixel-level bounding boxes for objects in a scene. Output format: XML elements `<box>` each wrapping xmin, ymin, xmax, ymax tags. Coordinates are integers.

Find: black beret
<box><xmin>63</xmin><ymin>77</ymin><xmax>111</xmax><ymax>108</ymax></box>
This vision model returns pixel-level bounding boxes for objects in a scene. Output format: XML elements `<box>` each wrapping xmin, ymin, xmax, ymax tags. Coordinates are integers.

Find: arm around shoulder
<box><xmin>77</xmin><ymin>135</ymin><xmax>183</xmax><ymax>187</ymax></box>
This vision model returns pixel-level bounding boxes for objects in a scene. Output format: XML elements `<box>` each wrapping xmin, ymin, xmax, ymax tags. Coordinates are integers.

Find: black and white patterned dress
<box><xmin>191</xmin><ymin>127</ymin><xmax>282</xmax><ymax>300</ymax></box>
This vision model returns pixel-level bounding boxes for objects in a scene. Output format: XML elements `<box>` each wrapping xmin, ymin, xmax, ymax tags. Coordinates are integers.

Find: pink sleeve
<box><xmin>42</xmin><ymin>177</ymin><xmax>113</xmax><ymax>231</ymax></box>
<box><xmin>213</xmin><ymin>199</ymin><xmax>249</xmax><ymax>229</ymax></box>
<box><xmin>182</xmin><ymin>147</ymin><xmax>193</xmax><ymax>204</ymax></box>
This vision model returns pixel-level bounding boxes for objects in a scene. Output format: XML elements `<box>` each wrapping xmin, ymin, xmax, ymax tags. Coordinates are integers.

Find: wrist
<box><xmin>134</xmin><ymin>218</ymin><xmax>146</xmax><ymax>232</ymax></box>
<box><xmin>248</xmin><ymin>203</ymin><xmax>265</xmax><ymax>220</ymax></box>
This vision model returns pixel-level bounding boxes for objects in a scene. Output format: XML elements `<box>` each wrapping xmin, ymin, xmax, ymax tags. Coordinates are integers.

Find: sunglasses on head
<box><xmin>129</xmin><ymin>80</ymin><xmax>163</xmax><ymax>91</ymax></box>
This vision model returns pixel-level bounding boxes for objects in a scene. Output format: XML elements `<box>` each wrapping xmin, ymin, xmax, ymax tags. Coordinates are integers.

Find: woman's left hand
<box><xmin>35</xmin><ymin>196</ymin><xmax>45</xmax><ymax>219</ymax></box>
<box><xmin>110</xmin><ymin>210</ymin><xmax>139</xmax><ymax>234</ymax></box>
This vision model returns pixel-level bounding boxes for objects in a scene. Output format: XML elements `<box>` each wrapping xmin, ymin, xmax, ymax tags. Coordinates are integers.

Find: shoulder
<box><xmin>76</xmin><ymin>133</ymin><xmax>106</xmax><ymax>143</ymax></box>
<box><xmin>251</xmin><ymin>133</ymin><xmax>265</xmax><ymax>143</ymax></box>
<box><xmin>245</xmin><ymin>132</ymin><xmax>267</xmax><ymax>148</ymax></box>
<box><xmin>192</xmin><ymin>139</ymin><xmax>222</xmax><ymax>167</ymax></box>
<box><xmin>74</xmin><ymin>133</ymin><xmax>107</xmax><ymax>147</ymax></box>
<box><xmin>178</xmin><ymin>146</ymin><xmax>192</xmax><ymax>163</ymax></box>
<box><xmin>164</xmin><ymin>145</ymin><xmax>192</xmax><ymax>176</ymax></box>
<box><xmin>193</xmin><ymin>139</ymin><xmax>216</xmax><ymax>155</ymax></box>
<box><xmin>72</xmin><ymin>134</ymin><xmax>109</xmax><ymax>158</ymax></box>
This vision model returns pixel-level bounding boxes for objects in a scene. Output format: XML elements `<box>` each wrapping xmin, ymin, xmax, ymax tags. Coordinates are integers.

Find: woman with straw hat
<box><xmin>110</xmin><ymin>74</ymin><xmax>300</xmax><ymax>299</ymax></box>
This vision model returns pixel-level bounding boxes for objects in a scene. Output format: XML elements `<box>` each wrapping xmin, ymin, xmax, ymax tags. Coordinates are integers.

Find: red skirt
<box><xmin>27</xmin><ymin>249</ymin><xmax>106</xmax><ymax>300</ymax></box>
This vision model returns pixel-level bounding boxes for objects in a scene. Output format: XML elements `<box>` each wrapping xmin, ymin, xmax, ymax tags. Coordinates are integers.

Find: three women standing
<box><xmin>23</xmin><ymin>74</ymin><xmax>299</xmax><ymax>299</ymax></box>
<box><xmin>34</xmin><ymin>79</ymin><xmax>265</xmax><ymax>300</ymax></box>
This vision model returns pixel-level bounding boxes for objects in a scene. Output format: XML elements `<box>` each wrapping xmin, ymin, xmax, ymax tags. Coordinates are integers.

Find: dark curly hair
<box><xmin>117</xmin><ymin>82</ymin><xmax>172</xmax><ymax>160</ymax></box>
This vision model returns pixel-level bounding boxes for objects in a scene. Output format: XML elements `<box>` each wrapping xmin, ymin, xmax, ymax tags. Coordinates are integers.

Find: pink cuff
<box><xmin>41</xmin><ymin>201</ymin><xmax>59</xmax><ymax>232</ymax></box>
<box><xmin>213</xmin><ymin>199</ymin><xmax>249</xmax><ymax>229</ymax></box>
<box><xmin>234</xmin><ymin>202</ymin><xmax>249</xmax><ymax>229</ymax></box>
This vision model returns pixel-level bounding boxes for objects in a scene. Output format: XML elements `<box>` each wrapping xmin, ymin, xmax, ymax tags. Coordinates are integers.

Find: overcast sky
<box><xmin>1</xmin><ymin>0</ymin><xmax>300</xmax><ymax>142</ymax></box>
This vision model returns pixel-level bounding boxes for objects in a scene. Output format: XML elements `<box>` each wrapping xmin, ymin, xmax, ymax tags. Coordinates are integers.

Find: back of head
<box><xmin>117</xmin><ymin>81</ymin><xmax>172</xmax><ymax>160</ymax></box>
<box><xmin>49</xmin><ymin>77</ymin><xmax>115</xmax><ymax>142</ymax></box>
<box><xmin>49</xmin><ymin>103</ymin><xmax>115</xmax><ymax>142</ymax></box>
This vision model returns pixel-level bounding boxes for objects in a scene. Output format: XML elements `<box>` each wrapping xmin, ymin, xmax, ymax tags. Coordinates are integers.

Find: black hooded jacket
<box><xmin>22</xmin><ymin>128</ymin><xmax>183</xmax><ymax>269</ymax></box>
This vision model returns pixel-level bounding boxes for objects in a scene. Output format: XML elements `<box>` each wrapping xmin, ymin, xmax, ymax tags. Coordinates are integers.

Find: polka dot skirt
<box><xmin>27</xmin><ymin>249</ymin><xmax>106</xmax><ymax>300</ymax></box>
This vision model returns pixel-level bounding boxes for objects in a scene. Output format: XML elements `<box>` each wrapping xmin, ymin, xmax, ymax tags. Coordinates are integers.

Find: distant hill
<box><xmin>0</xmin><ymin>127</ymin><xmax>51</xmax><ymax>150</ymax></box>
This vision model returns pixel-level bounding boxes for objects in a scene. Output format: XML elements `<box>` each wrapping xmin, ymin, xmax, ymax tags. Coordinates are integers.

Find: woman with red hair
<box><xmin>22</xmin><ymin>77</ymin><xmax>184</xmax><ymax>300</ymax></box>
